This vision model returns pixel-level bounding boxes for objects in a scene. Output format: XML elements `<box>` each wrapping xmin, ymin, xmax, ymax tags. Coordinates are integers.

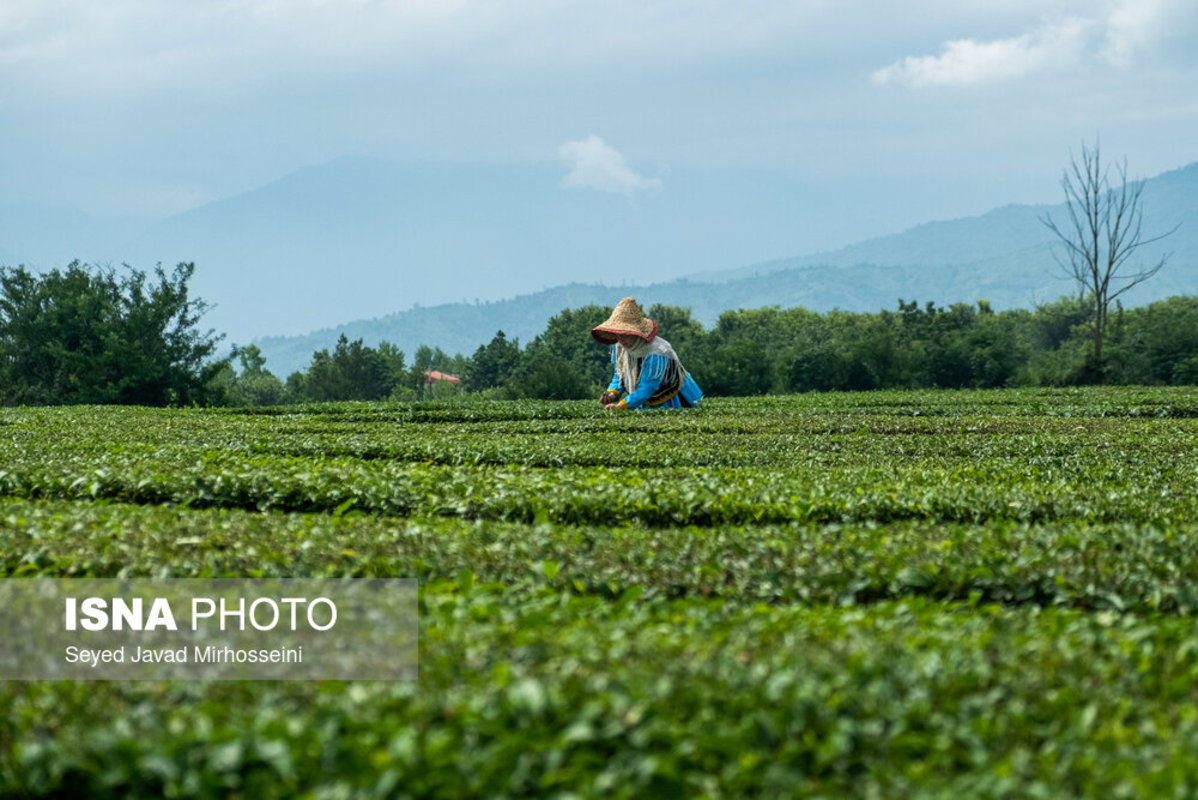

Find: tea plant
<box><xmin>1</xmin><ymin>387</ymin><xmax>1197</xmax><ymax>797</ymax></box>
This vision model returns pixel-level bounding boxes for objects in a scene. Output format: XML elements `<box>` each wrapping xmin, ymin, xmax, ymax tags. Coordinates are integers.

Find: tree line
<box><xmin>4</xmin><ymin>261</ymin><xmax>1196</xmax><ymax>408</ymax></box>
<box><xmin>6</xmin><ymin>139</ymin><xmax>1185</xmax><ymax>407</ymax></box>
<box><xmin>230</xmin><ymin>295</ymin><xmax>1198</xmax><ymax>405</ymax></box>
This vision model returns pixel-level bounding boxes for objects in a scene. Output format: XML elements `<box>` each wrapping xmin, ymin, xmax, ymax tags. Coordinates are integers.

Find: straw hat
<box><xmin>591</xmin><ymin>297</ymin><xmax>658</xmax><ymax>344</ymax></box>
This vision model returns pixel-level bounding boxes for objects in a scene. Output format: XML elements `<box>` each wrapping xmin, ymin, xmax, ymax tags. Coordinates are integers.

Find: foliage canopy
<box><xmin>0</xmin><ymin>261</ymin><xmax>224</xmax><ymax>406</ymax></box>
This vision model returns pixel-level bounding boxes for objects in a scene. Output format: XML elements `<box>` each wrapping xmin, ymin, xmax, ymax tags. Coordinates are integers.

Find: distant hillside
<box><xmin>250</xmin><ymin>258</ymin><xmax>1035</xmax><ymax>376</ymax></box>
<box><xmin>124</xmin><ymin>157</ymin><xmax>844</xmax><ymax>344</ymax></box>
<box><xmin>695</xmin><ymin>204</ymin><xmax>1054</xmax><ymax>283</ymax></box>
<box><xmin>698</xmin><ymin>161</ymin><xmax>1198</xmax><ymax>283</ymax></box>
<box><xmin>254</xmin><ymin>254</ymin><xmax>1189</xmax><ymax>378</ymax></box>
<box><xmin>4</xmin><ymin>156</ymin><xmax>1193</xmax><ymax>377</ymax></box>
<box><xmin>254</xmin><ymin>162</ymin><xmax>1198</xmax><ymax>377</ymax></box>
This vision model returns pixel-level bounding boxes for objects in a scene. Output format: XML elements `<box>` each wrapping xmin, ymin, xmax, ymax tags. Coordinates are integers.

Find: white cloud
<box><xmin>558</xmin><ymin>135</ymin><xmax>662</xmax><ymax>195</ymax></box>
<box><xmin>872</xmin><ymin>0</ymin><xmax>1198</xmax><ymax>89</ymax></box>
<box><xmin>1103</xmin><ymin>0</ymin><xmax>1174</xmax><ymax>67</ymax></box>
<box><xmin>871</xmin><ymin>17</ymin><xmax>1091</xmax><ymax>87</ymax></box>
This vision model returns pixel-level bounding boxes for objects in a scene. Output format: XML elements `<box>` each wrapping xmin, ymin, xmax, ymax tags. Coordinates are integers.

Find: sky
<box><xmin>3</xmin><ymin>0</ymin><xmax>1198</xmax><ymax>249</ymax></box>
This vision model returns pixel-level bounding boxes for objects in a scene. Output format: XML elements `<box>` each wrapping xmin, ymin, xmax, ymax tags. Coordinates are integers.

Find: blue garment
<box><xmin>608</xmin><ymin>347</ymin><xmax>702</xmax><ymax>409</ymax></box>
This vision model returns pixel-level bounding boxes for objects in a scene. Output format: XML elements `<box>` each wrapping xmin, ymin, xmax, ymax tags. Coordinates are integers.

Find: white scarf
<box><xmin>616</xmin><ymin>336</ymin><xmax>680</xmax><ymax>392</ymax></box>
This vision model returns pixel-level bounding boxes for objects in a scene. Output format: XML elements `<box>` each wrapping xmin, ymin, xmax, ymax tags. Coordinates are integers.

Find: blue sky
<box><xmin>3</xmin><ymin>0</ymin><xmax>1197</xmax><ymax>244</ymax></box>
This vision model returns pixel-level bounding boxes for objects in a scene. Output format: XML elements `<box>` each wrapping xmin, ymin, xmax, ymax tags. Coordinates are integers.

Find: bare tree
<box><xmin>1040</xmin><ymin>140</ymin><xmax>1178</xmax><ymax>366</ymax></box>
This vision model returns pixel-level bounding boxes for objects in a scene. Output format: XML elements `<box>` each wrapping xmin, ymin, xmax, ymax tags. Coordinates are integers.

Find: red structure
<box><xmin>423</xmin><ymin>370</ymin><xmax>461</xmax><ymax>385</ymax></box>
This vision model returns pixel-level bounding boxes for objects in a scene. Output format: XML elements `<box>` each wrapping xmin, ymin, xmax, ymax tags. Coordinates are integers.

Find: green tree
<box><xmin>466</xmin><ymin>330</ymin><xmax>521</xmax><ymax>391</ymax></box>
<box><xmin>896</xmin><ymin>300</ymin><xmax>993</xmax><ymax>388</ymax></box>
<box><xmin>228</xmin><ymin>344</ymin><xmax>285</xmax><ymax>406</ymax></box>
<box><xmin>959</xmin><ymin>305</ymin><xmax>1026</xmax><ymax>388</ymax></box>
<box><xmin>0</xmin><ymin>261</ymin><xmax>224</xmax><ymax>406</ymax></box>
<box><xmin>1029</xmin><ymin>296</ymin><xmax>1092</xmax><ymax>352</ymax></box>
<box><xmin>511</xmin><ymin>354</ymin><xmax>592</xmax><ymax>400</ymax></box>
<box><xmin>284</xmin><ymin>370</ymin><xmax>308</xmax><ymax>404</ymax></box>
<box><xmin>1105</xmin><ymin>296</ymin><xmax>1198</xmax><ymax>385</ymax></box>
<box><xmin>645</xmin><ymin>304</ymin><xmax>704</xmax><ymax>352</ymax></box>
<box><xmin>526</xmin><ymin>305</ymin><xmax>612</xmax><ymax>388</ymax></box>
<box><xmin>376</xmin><ymin>341</ymin><xmax>407</xmax><ymax>395</ymax></box>
<box><xmin>786</xmin><ymin>309</ymin><xmax>905</xmax><ymax>392</ymax></box>
<box><xmin>1019</xmin><ymin>297</ymin><xmax>1094</xmax><ymax>386</ymax></box>
<box><xmin>705</xmin><ymin>336</ymin><xmax>772</xmax><ymax>396</ymax></box>
<box><xmin>701</xmin><ymin>308</ymin><xmax>790</xmax><ymax>395</ymax></box>
<box><xmin>788</xmin><ymin>345</ymin><xmax>852</xmax><ymax>392</ymax></box>
<box><xmin>302</xmin><ymin>335</ymin><xmax>389</xmax><ymax>402</ymax></box>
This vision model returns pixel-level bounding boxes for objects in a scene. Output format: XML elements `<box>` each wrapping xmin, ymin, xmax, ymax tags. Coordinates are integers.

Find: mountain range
<box><xmin>2</xmin><ymin>157</ymin><xmax>1194</xmax><ymax>378</ymax></box>
<box><xmin>121</xmin><ymin>158</ymin><xmax>863</xmax><ymax>344</ymax></box>
<box><xmin>254</xmin><ymin>162</ymin><xmax>1198</xmax><ymax>377</ymax></box>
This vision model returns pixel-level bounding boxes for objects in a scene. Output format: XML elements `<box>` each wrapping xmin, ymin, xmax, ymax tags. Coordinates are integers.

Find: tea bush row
<box><xmin>4</xmin><ymin>499</ymin><xmax>1198</xmax><ymax>614</ymax></box>
<box><xmin>4</xmin><ymin>591</ymin><xmax>1198</xmax><ymax>799</ymax></box>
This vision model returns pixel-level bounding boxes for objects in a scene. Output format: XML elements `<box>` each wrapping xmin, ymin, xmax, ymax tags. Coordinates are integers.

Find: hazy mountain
<box><xmin>254</xmin><ymin>284</ymin><xmax>632</xmax><ymax>377</ymax></box>
<box><xmin>253</xmin><ymin>252</ymin><xmax>1194</xmax><ymax>379</ymax></box>
<box><xmin>3</xmin><ymin>156</ymin><xmax>1194</xmax><ymax>378</ymax></box>
<box><xmin>122</xmin><ymin>157</ymin><xmax>866</xmax><ymax>344</ymax></box>
<box><xmin>252</xmin><ymin>161</ymin><xmax>1198</xmax><ymax>377</ymax></box>
<box><xmin>698</xmin><ymin>161</ymin><xmax>1198</xmax><ymax>283</ymax></box>
<box><xmin>247</xmin><ymin>258</ymin><xmax>1067</xmax><ymax>378</ymax></box>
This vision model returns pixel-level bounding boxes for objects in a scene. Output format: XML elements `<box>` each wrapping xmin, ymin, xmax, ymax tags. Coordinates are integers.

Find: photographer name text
<box><xmin>64</xmin><ymin>644</ymin><xmax>304</xmax><ymax>667</ymax></box>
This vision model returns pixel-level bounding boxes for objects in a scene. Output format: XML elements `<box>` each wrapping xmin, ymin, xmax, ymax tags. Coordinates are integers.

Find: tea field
<box><xmin>2</xmin><ymin>387</ymin><xmax>1198</xmax><ymax>798</ymax></box>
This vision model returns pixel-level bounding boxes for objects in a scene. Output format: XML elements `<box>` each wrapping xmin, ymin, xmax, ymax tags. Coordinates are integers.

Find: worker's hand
<box><xmin>604</xmin><ymin>402</ymin><xmax>626</xmax><ymax>410</ymax></box>
<box><xmin>600</xmin><ymin>390</ymin><xmax>620</xmax><ymax>406</ymax></box>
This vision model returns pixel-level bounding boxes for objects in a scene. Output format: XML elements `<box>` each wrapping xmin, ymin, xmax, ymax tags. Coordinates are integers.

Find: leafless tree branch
<box><xmin>1039</xmin><ymin>140</ymin><xmax>1177</xmax><ymax>365</ymax></box>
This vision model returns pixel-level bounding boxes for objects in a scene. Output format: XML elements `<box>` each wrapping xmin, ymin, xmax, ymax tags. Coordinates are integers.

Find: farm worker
<box><xmin>591</xmin><ymin>297</ymin><xmax>703</xmax><ymax>410</ymax></box>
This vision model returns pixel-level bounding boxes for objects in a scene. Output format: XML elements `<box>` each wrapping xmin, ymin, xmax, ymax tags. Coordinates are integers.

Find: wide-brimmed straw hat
<box><xmin>591</xmin><ymin>297</ymin><xmax>658</xmax><ymax>344</ymax></box>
